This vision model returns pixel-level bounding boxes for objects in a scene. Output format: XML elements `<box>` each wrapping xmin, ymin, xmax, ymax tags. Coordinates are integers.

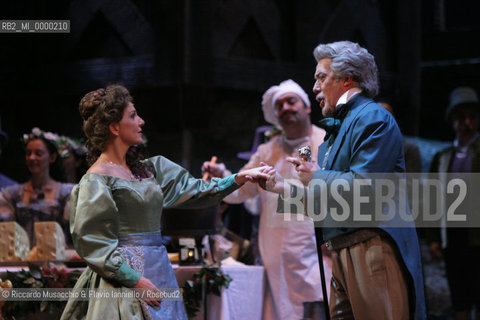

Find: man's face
<box><xmin>452</xmin><ymin>105</ymin><xmax>480</xmax><ymax>141</ymax></box>
<box><xmin>313</xmin><ymin>58</ymin><xmax>348</xmax><ymax>117</ymax></box>
<box><xmin>274</xmin><ymin>92</ymin><xmax>311</xmax><ymax>127</ymax></box>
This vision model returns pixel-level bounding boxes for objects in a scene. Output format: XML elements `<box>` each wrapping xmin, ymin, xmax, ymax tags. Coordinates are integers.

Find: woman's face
<box><xmin>25</xmin><ymin>139</ymin><xmax>55</xmax><ymax>176</ymax></box>
<box><xmin>116</xmin><ymin>102</ymin><xmax>145</xmax><ymax>146</ymax></box>
<box><xmin>62</xmin><ymin>151</ymin><xmax>80</xmax><ymax>176</ymax></box>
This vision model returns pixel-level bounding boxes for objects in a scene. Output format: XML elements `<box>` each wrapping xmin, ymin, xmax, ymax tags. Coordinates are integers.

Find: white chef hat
<box><xmin>261</xmin><ymin>79</ymin><xmax>311</xmax><ymax>128</ymax></box>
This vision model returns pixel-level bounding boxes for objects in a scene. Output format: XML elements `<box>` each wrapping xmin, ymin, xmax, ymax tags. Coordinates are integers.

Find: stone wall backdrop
<box><xmin>1</xmin><ymin>0</ymin><xmax>426</xmax><ymax>180</ymax></box>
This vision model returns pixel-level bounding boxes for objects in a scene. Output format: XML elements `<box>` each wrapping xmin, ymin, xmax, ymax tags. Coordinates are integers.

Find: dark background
<box><xmin>1</xmin><ymin>0</ymin><xmax>480</xmax><ymax>182</ymax></box>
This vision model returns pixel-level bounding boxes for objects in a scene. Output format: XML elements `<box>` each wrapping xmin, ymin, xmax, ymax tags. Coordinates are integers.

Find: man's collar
<box><xmin>335</xmin><ymin>88</ymin><xmax>362</xmax><ymax>109</ymax></box>
<box><xmin>454</xmin><ymin>132</ymin><xmax>480</xmax><ymax>150</ymax></box>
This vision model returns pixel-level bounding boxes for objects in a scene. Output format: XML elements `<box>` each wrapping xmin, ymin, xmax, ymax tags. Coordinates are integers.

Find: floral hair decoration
<box><xmin>22</xmin><ymin>127</ymin><xmax>62</xmax><ymax>151</ymax></box>
<box><xmin>57</xmin><ymin>136</ymin><xmax>87</xmax><ymax>159</ymax></box>
<box><xmin>22</xmin><ymin>127</ymin><xmax>87</xmax><ymax>159</ymax></box>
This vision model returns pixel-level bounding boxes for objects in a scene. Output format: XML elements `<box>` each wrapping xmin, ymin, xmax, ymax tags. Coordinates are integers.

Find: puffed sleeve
<box><xmin>147</xmin><ymin>156</ymin><xmax>241</xmax><ymax>209</ymax></box>
<box><xmin>69</xmin><ymin>175</ymin><xmax>140</xmax><ymax>287</ymax></box>
<box><xmin>58</xmin><ymin>183</ymin><xmax>75</xmax><ymax>246</ymax></box>
<box><xmin>0</xmin><ymin>185</ymin><xmax>19</xmax><ymax>221</ymax></box>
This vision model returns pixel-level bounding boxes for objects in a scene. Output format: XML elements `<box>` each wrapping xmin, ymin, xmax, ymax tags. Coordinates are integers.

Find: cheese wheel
<box><xmin>0</xmin><ymin>222</ymin><xmax>30</xmax><ymax>261</ymax></box>
<box><xmin>34</xmin><ymin>222</ymin><xmax>66</xmax><ymax>261</ymax></box>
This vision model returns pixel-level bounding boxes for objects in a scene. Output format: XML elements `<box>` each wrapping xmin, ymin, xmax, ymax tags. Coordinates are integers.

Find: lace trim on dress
<box><xmin>117</xmin><ymin>246</ymin><xmax>152</xmax><ymax>320</ymax></box>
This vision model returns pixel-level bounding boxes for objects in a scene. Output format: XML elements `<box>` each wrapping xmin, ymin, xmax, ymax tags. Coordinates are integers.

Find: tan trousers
<box><xmin>329</xmin><ymin>235</ymin><xmax>410</xmax><ymax>320</ymax></box>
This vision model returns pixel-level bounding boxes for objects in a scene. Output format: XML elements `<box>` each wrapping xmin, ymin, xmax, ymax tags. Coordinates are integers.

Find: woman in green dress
<box><xmin>61</xmin><ymin>84</ymin><xmax>270</xmax><ymax>320</ymax></box>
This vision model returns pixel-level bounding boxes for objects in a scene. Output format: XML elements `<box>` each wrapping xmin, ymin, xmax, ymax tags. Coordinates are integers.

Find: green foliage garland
<box><xmin>181</xmin><ymin>267</ymin><xmax>232</xmax><ymax>318</ymax></box>
<box><xmin>1</xmin><ymin>263</ymin><xmax>81</xmax><ymax>318</ymax></box>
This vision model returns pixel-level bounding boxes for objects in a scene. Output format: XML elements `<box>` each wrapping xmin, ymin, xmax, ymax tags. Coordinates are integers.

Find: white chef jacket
<box><xmin>224</xmin><ymin>125</ymin><xmax>332</xmax><ymax>320</ymax></box>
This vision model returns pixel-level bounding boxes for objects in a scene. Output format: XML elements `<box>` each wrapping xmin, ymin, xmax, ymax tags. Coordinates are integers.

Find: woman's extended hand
<box><xmin>233</xmin><ymin>164</ymin><xmax>286</xmax><ymax>194</ymax></box>
<box><xmin>234</xmin><ymin>165</ymin><xmax>271</xmax><ymax>185</ymax></box>
<box><xmin>134</xmin><ymin>276</ymin><xmax>162</xmax><ymax>307</ymax></box>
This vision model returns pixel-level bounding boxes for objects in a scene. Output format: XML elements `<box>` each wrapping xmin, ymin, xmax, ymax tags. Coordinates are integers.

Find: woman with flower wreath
<box><xmin>60</xmin><ymin>84</ymin><xmax>270</xmax><ymax>319</ymax></box>
<box><xmin>0</xmin><ymin>127</ymin><xmax>75</xmax><ymax>250</ymax></box>
<box><xmin>57</xmin><ymin>136</ymin><xmax>89</xmax><ymax>184</ymax></box>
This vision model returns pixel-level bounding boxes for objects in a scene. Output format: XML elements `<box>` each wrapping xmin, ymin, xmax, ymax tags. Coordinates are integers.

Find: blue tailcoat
<box><xmin>313</xmin><ymin>94</ymin><xmax>426</xmax><ymax>319</ymax></box>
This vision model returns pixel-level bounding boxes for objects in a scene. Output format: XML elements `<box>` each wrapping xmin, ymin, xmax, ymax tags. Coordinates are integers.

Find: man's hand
<box><xmin>286</xmin><ymin>156</ymin><xmax>320</xmax><ymax>185</ymax></box>
<box><xmin>201</xmin><ymin>162</ymin><xmax>227</xmax><ymax>181</ymax></box>
<box><xmin>254</xmin><ymin>162</ymin><xmax>285</xmax><ymax>194</ymax></box>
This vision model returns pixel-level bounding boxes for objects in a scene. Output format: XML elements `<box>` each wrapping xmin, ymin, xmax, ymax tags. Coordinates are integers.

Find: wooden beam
<box><xmin>0</xmin><ymin>55</ymin><xmax>173</xmax><ymax>93</ymax></box>
<box><xmin>212</xmin><ymin>57</ymin><xmax>313</xmax><ymax>91</ymax></box>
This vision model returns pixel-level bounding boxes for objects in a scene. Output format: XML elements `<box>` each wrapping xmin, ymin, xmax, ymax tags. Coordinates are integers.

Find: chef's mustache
<box><xmin>279</xmin><ymin>110</ymin><xmax>297</xmax><ymax>119</ymax></box>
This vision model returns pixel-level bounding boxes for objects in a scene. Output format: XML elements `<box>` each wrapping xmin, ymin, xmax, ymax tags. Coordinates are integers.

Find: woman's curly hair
<box><xmin>79</xmin><ymin>84</ymin><xmax>152</xmax><ymax>178</ymax></box>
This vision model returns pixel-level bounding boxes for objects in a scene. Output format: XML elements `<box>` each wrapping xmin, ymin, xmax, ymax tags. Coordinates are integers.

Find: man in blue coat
<box><xmin>267</xmin><ymin>41</ymin><xmax>426</xmax><ymax>319</ymax></box>
<box><xmin>0</xmin><ymin>122</ymin><xmax>17</xmax><ymax>189</ymax></box>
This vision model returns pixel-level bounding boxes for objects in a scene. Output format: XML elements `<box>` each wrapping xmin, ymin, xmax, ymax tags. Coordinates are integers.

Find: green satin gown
<box><xmin>60</xmin><ymin>156</ymin><xmax>239</xmax><ymax>320</ymax></box>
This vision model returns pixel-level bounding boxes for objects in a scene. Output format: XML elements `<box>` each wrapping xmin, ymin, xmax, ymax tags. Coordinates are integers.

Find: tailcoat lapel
<box><xmin>319</xmin><ymin>95</ymin><xmax>375</xmax><ymax>170</ymax></box>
